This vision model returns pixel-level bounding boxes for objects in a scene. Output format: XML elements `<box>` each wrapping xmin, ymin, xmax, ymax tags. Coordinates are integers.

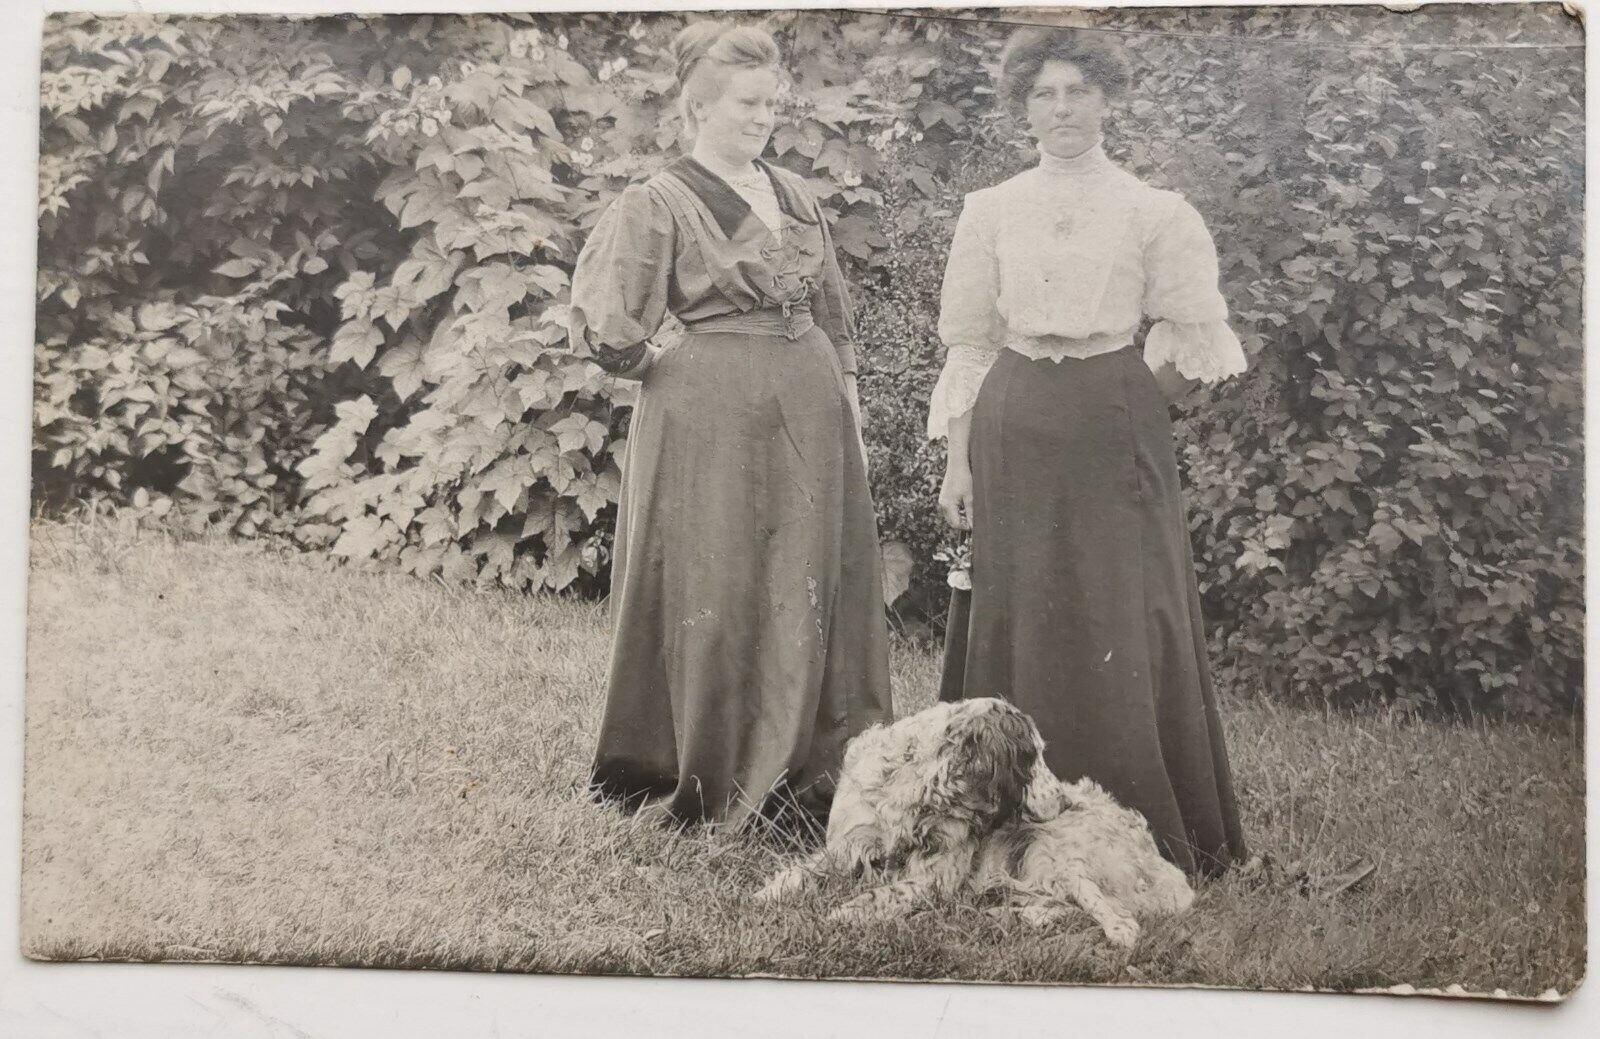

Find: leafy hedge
<box><xmin>33</xmin><ymin>6</ymin><xmax>1583</xmax><ymax>713</ymax></box>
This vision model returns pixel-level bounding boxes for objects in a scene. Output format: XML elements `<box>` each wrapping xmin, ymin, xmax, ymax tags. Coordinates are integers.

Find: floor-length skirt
<box><xmin>589</xmin><ymin>323</ymin><xmax>892</xmax><ymax>828</ymax></box>
<box><xmin>944</xmin><ymin>345</ymin><xmax>1248</xmax><ymax>875</ymax></box>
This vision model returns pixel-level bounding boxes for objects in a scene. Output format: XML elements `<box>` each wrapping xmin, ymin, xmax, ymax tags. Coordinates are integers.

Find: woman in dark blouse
<box><xmin>567</xmin><ymin>21</ymin><xmax>892</xmax><ymax>829</ymax></box>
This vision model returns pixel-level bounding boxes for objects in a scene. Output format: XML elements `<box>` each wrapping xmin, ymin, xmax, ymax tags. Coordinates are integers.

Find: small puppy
<box><xmin>756</xmin><ymin>698</ymin><xmax>1194</xmax><ymax>947</ymax></box>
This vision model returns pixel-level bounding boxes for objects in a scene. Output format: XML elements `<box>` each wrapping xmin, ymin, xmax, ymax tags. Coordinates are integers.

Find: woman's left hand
<box><xmin>1151</xmin><ymin>362</ymin><xmax>1197</xmax><ymax>405</ymax></box>
<box><xmin>845</xmin><ymin>374</ymin><xmax>868</xmax><ymax>466</ymax></box>
<box><xmin>611</xmin><ymin>343</ymin><xmax>663</xmax><ymax>382</ymax></box>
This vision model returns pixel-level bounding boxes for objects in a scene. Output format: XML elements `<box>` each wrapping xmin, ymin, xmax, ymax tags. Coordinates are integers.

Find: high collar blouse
<box><xmin>567</xmin><ymin>156</ymin><xmax>858</xmax><ymax>377</ymax></box>
<box><xmin>927</xmin><ymin>142</ymin><xmax>1247</xmax><ymax>439</ymax></box>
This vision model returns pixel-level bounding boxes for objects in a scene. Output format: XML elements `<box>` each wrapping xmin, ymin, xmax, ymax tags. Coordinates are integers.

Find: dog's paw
<box><xmin>982</xmin><ymin>904</ymin><xmax>1063</xmax><ymax>932</ymax></box>
<box><xmin>754</xmin><ymin>870</ymin><xmax>805</xmax><ymax>904</ymax></box>
<box><xmin>826</xmin><ymin>903</ymin><xmax>868</xmax><ymax>924</ymax></box>
<box><xmin>829</xmin><ymin>893</ymin><xmax>896</xmax><ymax>923</ymax></box>
<box><xmin>1016</xmin><ymin>903</ymin><xmax>1064</xmax><ymax>930</ymax></box>
<box><xmin>1101</xmin><ymin>916</ymin><xmax>1140</xmax><ymax>949</ymax></box>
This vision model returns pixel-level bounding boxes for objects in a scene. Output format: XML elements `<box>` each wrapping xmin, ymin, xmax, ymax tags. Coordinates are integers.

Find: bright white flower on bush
<box><xmin>509</xmin><ymin>29</ymin><xmax>546</xmax><ymax>62</ymax></box>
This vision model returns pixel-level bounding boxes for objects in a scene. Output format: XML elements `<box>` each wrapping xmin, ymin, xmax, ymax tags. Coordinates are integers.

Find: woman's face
<box><xmin>1024</xmin><ymin>59</ymin><xmax>1107</xmax><ymax>160</ymax></box>
<box><xmin>690</xmin><ymin>67</ymin><xmax>780</xmax><ymax>167</ymax></box>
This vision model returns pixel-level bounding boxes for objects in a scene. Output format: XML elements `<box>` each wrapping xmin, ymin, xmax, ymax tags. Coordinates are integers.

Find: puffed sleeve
<box><xmin>567</xmin><ymin>183</ymin><xmax>675</xmax><ymax>374</ymax></box>
<box><xmin>811</xmin><ymin>198</ymin><xmax>859</xmax><ymax>377</ymax></box>
<box><xmin>1141</xmin><ymin>196</ymin><xmax>1247</xmax><ymax>383</ymax></box>
<box><xmin>927</xmin><ymin>191</ymin><xmax>1004</xmax><ymax>440</ymax></box>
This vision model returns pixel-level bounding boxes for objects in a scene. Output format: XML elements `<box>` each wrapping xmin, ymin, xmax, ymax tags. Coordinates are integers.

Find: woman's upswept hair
<box><xmin>998</xmin><ymin>28</ymin><xmax>1131</xmax><ymax>114</ymax></box>
<box><xmin>669</xmin><ymin>21</ymin><xmax>781</xmax><ymax>135</ymax></box>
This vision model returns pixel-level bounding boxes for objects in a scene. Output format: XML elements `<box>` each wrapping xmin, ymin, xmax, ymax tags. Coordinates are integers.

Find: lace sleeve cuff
<box><xmin>1144</xmin><ymin>320</ymin><xmax>1247</xmax><ymax>384</ymax></box>
<box><xmin>927</xmin><ymin>343</ymin><xmax>998</xmax><ymax>440</ymax></box>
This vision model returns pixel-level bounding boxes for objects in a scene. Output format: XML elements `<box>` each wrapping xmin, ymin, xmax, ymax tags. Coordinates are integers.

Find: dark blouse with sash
<box><xmin>567</xmin><ymin>157</ymin><xmax>860</xmax><ymax>377</ymax></box>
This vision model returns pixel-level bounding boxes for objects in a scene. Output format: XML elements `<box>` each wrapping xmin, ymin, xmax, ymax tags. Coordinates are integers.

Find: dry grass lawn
<box><xmin>20</xmin><ymin>517</ymin><xmax>1586</xmax><ymax>996</ymax></box>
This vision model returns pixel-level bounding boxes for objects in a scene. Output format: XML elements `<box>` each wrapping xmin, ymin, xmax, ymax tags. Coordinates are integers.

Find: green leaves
<box><xmin>390</xmin><ymin>238</ymin><xmax>466</xmax><ymax>306</ymax></box>
<box><xmin>301</xmin><ymin>395</ymin><xmax>378</xmax><ymax>491</ymax></box>
<box><xmin>329</xmin><ymin>320</ymin><xmax>383</xmax><ymax>369</ymax></box>
<box><xmin>453</xmin><ymin>262</ymin><xmax>563</xmax><ymax>315</ymax></box>
<box><xmin>376</xmin><ymin>336</ymin><xmax>427</xmax><ymax>400</ymax></box>
<box><xmin>546</xmin><ymin>414</ymin><xmax>607</xmax><ymax>455</ymax></box>
<box><xmin>214</xmin><ymin>258</ymin><xmax>260</xmax><ymax>278</ymax></box>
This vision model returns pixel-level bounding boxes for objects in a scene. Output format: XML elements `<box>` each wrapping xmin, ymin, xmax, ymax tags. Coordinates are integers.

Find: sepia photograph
<box><xmin>15</xmin><ymin>0</ymin><xmax>1587</xmax><ymax>1008</ymax></box>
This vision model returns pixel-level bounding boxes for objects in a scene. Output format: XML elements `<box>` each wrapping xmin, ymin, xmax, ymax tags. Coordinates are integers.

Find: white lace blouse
<box><xmin>926</xmin><ymin>141</ymin><xmax>1247</xmax><ymax>439</ymax></box>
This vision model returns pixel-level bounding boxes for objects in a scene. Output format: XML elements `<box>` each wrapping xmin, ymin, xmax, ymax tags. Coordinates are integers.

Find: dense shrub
<box><xmin>32</xmin><ymin>6</ymin><xmax>1583</xmax><ymax>712</ymax></box>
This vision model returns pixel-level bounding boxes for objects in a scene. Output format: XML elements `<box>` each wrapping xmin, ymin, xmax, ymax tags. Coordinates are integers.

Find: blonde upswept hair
<box><xmin>669</xmin><ymin>21</ymin><xmax>782</xmax><ymax>138</ymax></box>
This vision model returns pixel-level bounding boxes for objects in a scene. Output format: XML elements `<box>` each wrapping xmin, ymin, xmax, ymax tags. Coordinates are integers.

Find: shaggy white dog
<box><xmin>755</xmin><ymin>698</ymin><xmax>1194</xmax><ymax>947</ymax></box>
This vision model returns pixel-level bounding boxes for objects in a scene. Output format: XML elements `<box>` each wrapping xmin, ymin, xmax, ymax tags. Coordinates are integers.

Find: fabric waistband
<box><xmin>1004</xmin><ymin>328</ymin><xmax>1136</xmax><ymax>362</ymax></box>
<box><xmin>684</xmin><ymin>305</ymin><xmax>815</xmax><ymax>341</ymax></box>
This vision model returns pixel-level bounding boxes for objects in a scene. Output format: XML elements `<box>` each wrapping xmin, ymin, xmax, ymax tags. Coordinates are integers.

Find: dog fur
<box><xmin>755</xmin><ymin>698</ymin><xmax>1194</xmax><ymax>947</ymax></box>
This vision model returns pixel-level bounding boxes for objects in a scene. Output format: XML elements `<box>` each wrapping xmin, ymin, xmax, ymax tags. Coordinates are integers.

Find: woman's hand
<box><xmin>941</xmin><ymin>410</ymin><xmax>976</xmax><ymax>530</ymax></box>
<box><xmin>613</xmin><ymin>343</ymin><xmax>663</xmax><ymax>382</ymax></box>
<box><xmin>940</xmin><ymin>463</ymin><xmax>975</xmax><ymax>531</ymax></box>
<box><xmin>844</xmin><ymin>373</ymin><xmax>863</xmax><ymax>427</ymax></box>
<box><xmin>1151</xmin><ymin>361</ymin><xmax>1197</xmax><ymax>405</ymax></box>
<box><xmin>845</xmin><ymin>374</ymin><xmax>868</xmax><ymax>467</ymax></box>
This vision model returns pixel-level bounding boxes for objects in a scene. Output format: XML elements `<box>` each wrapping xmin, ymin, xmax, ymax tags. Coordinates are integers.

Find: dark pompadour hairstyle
<box><xmin>997</xmin><ymin>28</ymin><xmax>1132</xmax><ymax>114</ymax></box>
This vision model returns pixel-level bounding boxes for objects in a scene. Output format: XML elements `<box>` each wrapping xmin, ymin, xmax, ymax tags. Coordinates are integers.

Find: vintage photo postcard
<box><xmin>20</xmin><ymin>1</ymin><xmax>1584</xmax><ymax>1001</ymax></box>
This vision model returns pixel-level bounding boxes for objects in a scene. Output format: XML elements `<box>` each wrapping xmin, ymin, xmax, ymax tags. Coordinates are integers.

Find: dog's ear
<box><xmin>922</xmin><ymin>705</ymin><xmax>1038</xmax><ymax>828</ymax></box>
<box><xmin>1021</xmin><ymin>755</ymin><xmax>1072</xmax><ymax>822</ymax></box>
<box><xmin>987</xmin><ymin>707</ymin><xmax>1041</xmax><ymax>819</ymax></box>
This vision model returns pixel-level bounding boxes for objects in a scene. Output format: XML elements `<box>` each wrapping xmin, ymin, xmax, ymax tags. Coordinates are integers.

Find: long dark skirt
<box><xmin>945</xmin><ymin>345</ymin><xmax>1248</xmax><ymax>875</ymax></box>
<box><xmin>590</xmin><ymin>324</ymin><xmax>892</xmax><ymax>829</ymax></box>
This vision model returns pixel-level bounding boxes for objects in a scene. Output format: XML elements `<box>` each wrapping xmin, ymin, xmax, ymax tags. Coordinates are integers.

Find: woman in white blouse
<box><xmin>929</xmin><ymin>28</ymin><xmax>1249</xmax><ymax>875</ymax></box>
